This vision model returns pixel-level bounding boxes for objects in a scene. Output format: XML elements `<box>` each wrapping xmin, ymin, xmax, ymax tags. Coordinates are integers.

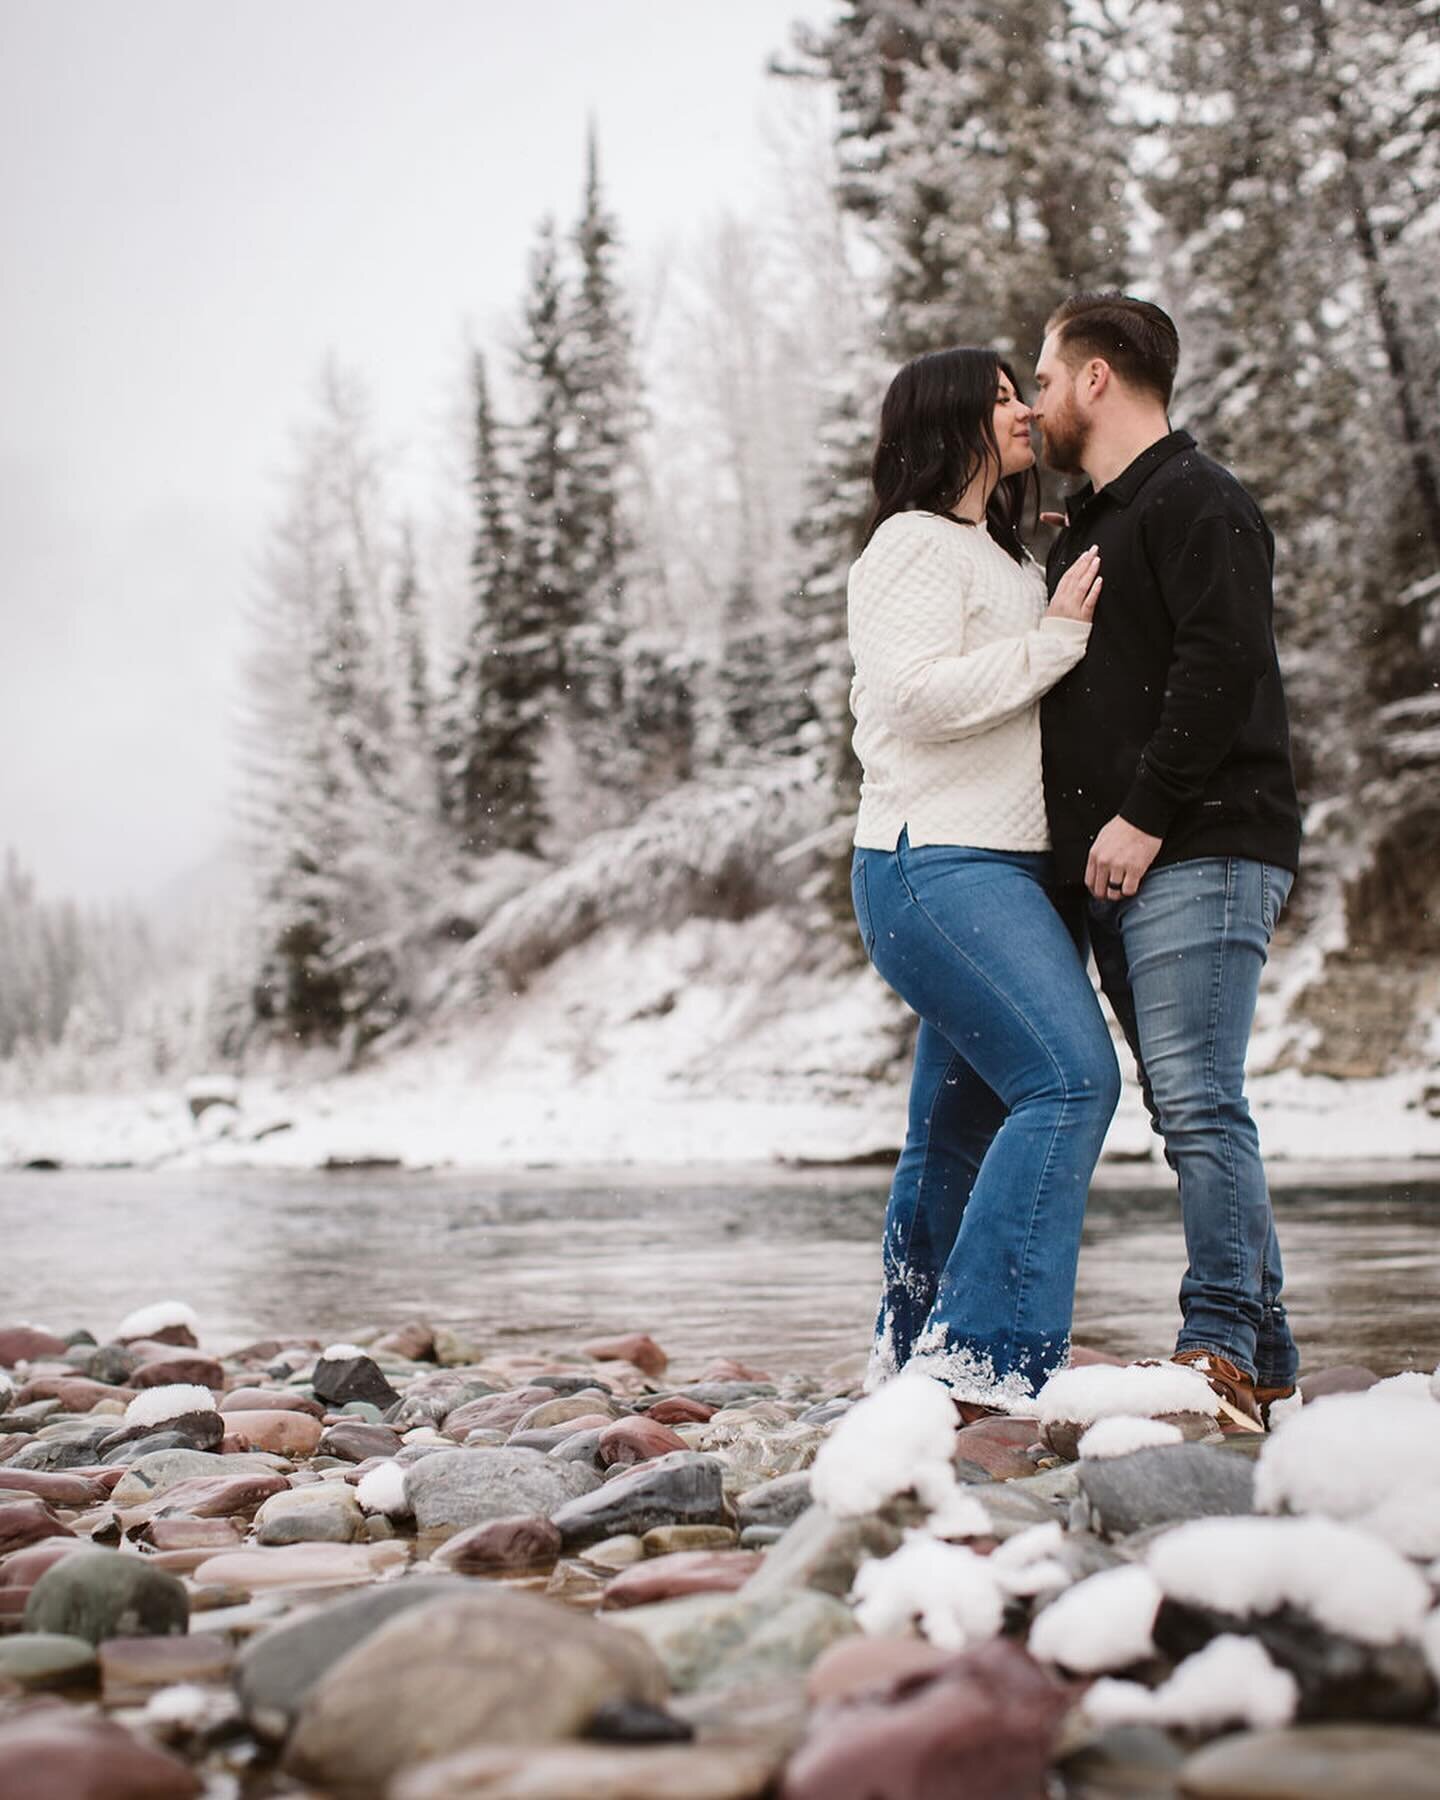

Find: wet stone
<box><xmin>0</xmin><ymin>1706</ymin><xmax>202</xmax><ymax>1798</ymax></box>
<box><xmin>24</xmin><ymin>1548</ymin><xmax>189</xmax><ymax>1644</ymax></box>
<box><xmin>735</xmin><ymin>1471</ymin><xmax>812</xmax><ymax>1532</ymax></box>
<box><xmin>1075</xmin><ymin>1442</ymin><xmax>1255</xmax><ymax>1540</ymax></box>
<box><xmin>318</xmin><ymin>1420</ymin><xmax>404</xmax><ymax>1462</ymax></box>
<box><xmin>392</xmin><ymin>1741</ymin><xmax>778</xmax><ymax>1800</ymax></box>
<box><xmin>430</xmin><ymin>1514</ymin><xmax>563</xmax><ymax>1574</ymax></box>
<box><xmin>407</xmin><ymin>1447</ymin><xmax>601</xmax><ymax>1533</ymax></box>
<box><xmin>642</xmin><ymin>1524</ymin><xmax>738</xmax><ymax>1555</ymax></box>
<box><xmin>550</xmin><ymin>1452</ymin><xmax>728</xmax><ymax>1550</ymax></box>
<box><xmin>311</xmin><ymin>1350</ymin><xmax>401</xmax><ymax>1411</ymax></box>
<box><xmin>1179</xmin><ymin>1724</ymin><xmax>1440</xmax><ymax>1799</ymax></box>
<box><xmin>0</xmin><ymin>1499</ymin><xmax>74</xmax><ymax>1557</ymax></box>
<box><xmin>0</xmin><ymin>1632</ymin><xmax>99</xmax><ymax>1692</ymax></box>
<box><xmin>98</xmin><ymin>1631</ymin><xmax>233</xmax><ymax>1704</ymax></box>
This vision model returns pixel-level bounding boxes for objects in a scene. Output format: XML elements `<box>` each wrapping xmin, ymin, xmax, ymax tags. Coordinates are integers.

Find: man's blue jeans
<box><xmin>852</xmin><ymin>832</ymin><xmax>1120</xmax><ymax>1408</ymax></box>
<box><xmin>1087</xmin><ymin>856</ymin><xmax>1298</xmax><ymax>1386</ymax></box>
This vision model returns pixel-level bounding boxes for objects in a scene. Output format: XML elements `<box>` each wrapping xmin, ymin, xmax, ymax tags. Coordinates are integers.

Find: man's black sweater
<box><xmin>1041</xmin><ymin>429</ymin><xmax>1302</xmax><ymax>887</ymax></box>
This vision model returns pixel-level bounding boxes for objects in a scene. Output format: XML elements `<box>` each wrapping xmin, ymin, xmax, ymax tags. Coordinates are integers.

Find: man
<box><xmin>1032</xmin><ymin>291</ymin><xmax>1303</xmax><ymax>1426</ymax></box>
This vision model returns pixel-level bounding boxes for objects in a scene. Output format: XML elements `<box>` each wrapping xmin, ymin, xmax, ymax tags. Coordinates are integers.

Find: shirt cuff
<box><xmin>1038</xmin><ymin>616</ymin><xmax>1091</xmax><ymax>639</ymax></box>
<box><xmin>1119</xmin><ymin>771</ymin><xmax>1179</xmax><ymax>839</ymax></box>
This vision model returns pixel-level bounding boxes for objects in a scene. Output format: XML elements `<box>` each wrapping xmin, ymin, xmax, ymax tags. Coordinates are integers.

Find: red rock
<box><xmin>0</xmin><ymin>1704</ymin><xmax>202</xmax><ymax>1798</ymax></box>
<box><xmin>954</xmin><ymin>1420</ymin><xmax>1042</xmax><ymax>1481</ymax></box>
<box><xmin>1070</xmin><ymin>1345</ymin><xmax>1125</xmax><ymax>1368</ymax></box>
<box><xmin>0</xmin><ymin>1501</ymin><xmax>74</xmax><ymax>1557</ymax></box>
<box><xmin>12</xmin><ymin>1376</ymin><xmax>136</xmax><ymax>1413</ymax></box>
<box><xmin>0</xmin><ymin>1435</ymin><xmax>34</xmax><ymax>1462</ymax></box>
<box><xmin>698</xmin><ymin>1357</ymin><xmax>773</xmax><ymax>1383</ymax></box>
<box><xmin>581</xmin><ymin>1334</ymin><xmax>669</xmax><ymax>1379</ymax></box>
<box><xmin>124</xmin><ymin>1471</ymin><xmax>289</xmax><ymax>1523</ymax></box>
<box><xmin>99</xmin><ymin>1632</ymin><xmax>232</xmax><ymax>1703</ymax></box>
<box><xmin>0</xmin><ymin>1538</ymin><xmax>91</xmax><ymax>1620</ymax></box>
<box><xmin>597</xmin><ymin>1418</ymin><xmax>691</xmax><ymax>1467</ymax></box>
<box><xmin>0</xmin><ymin>1327</ymin><xmax>70</xmax><ymax>1366</ymax></box>
<box><xmin>1300</xmin><ymin>1366</ymin><xmax>1379</xmax><ymax>1402</ymax></box>
<box><xmin>0</xmin><ymin>1470</ymin><xmax>109</xmax><ymax>1508</ymax></box>
<box><xmin>130</xmin><ymin>1355</ymin><xmax>226</xmax><ymax>1391</ymax></box>
<box><xmin>806</xmin><ymin>1636</ymin><xmax>956</xmax><ymax>1704</ymax></box>
<box><xmin>118</xmin><ymin>1322</ymin><xmax>198</xmax><ymax>1349</ymax></box>
<box><xmin>218</xmin><ymin>1410</ymin><xmax>322</xmax><ymax>1457</ymax></box>
<box><xmin>135</xmin><ymin>1517</ymin><xmax>246</xmax><ymax>1551</ymax></box>
<box><xmin>219</xmin><ymin>1387</ymin><xmax>325</xmax><ymax>1417</ymax></box>
<box><xmin>441</xmin><ymin>1387</ymin><xmax>556</xmax><ymax>1436</ymax></box>
<box><xmin>317</xmin><ymin>1422</ymin><xmax>404</xmax><ymax>1463</ymax></box>
<box><xmin>599</xmin><ymin>1549</ymin><xmax>762</xmax><ymax>1609</ymax></box>
<box><xmin>373</xmin><ymin>1321</ymin><xmax>436</xmax><ymax>1360</ymax></box>
<box><xmin>226</xmin><ymin>1336</ymin><xmax>322</xmax><ymax>1363</ymax></box>
<box><xmin>431</xmin><ymin>1514</ymin><xmax>563</xmax><ymax>1574</ymax></box>
<box><xmin>65</xmin><ymin>1467</ymin><xmax>130</xmax><ymax>1495</ymax></box>
<box><xmin>781</xmin><ymin>1640</ymin><xmax>1072</xmax><ymax>1800</ymax></box>
<box><xmin>646</xmin><ymin>1396</ymin><xmax>715</xmax><ymax>1426</ymax></box>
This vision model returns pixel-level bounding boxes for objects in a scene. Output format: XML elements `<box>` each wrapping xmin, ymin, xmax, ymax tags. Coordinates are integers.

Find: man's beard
<box><xmin>1040</xmin><ymin>401</ymin><xmax>1089</xmax><ymax>476</ymax></box>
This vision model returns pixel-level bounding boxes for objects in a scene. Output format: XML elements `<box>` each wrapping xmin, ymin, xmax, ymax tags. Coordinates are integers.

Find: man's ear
<box><xmin>1085</xmin><ymin>358</ymin><xmax>1112</xmax><ymax>401</ymax></box>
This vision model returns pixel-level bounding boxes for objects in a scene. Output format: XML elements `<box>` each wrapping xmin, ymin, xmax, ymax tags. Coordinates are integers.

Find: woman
<box><xmin>848</xmin><ymin>347</ymin><xmax>1120</xmax><ymax>1418</ymax></box>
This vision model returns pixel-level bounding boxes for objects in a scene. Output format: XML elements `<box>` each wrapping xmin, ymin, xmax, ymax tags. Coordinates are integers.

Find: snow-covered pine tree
<box><xmin>391</xmin><ymin>521</ymin><xmax>431</xmax><ymax>748</ymax></box>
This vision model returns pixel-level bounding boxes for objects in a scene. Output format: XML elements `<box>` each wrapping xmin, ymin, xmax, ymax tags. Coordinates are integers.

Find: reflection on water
<box><xmin>1</xmin><ymin>1168</ymin><xmax>1435</xmax><ymax>1377</ymax></box>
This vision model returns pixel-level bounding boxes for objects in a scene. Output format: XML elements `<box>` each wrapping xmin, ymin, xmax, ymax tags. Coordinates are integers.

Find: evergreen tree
<box><xmin>391</xmin><ymin>522</ymin><xmax>431</xmax><ymax>746</ymax></box>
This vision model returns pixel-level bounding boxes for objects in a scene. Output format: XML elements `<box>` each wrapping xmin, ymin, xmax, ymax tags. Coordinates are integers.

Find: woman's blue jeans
<box><xmin>852</xmin><ymin>831</ymin><xmax>1121</xmax><ymax>1408</ymax></box>
<box><xmin>1087</xmin><ymin>857</ymin><xmax>1298</xmax><ymax>1387</ymax></box>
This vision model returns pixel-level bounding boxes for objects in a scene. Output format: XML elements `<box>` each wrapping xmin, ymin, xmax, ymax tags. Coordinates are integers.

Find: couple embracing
<box><xmin>847</xmin><ymin>292</ymin><xmax>1302</xmax><ymax>1430</ymax></box>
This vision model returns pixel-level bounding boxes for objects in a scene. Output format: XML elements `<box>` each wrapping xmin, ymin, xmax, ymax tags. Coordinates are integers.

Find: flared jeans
<box><xmin>852</xmin><ymin>831</ymin><xmax>1120</xmax><ymax>1409</ymax></box>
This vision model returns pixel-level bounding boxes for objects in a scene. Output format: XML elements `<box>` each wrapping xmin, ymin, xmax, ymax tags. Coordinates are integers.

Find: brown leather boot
<box><xmin>1254</xmin><ymin>1382</ymin><xmax>1298</xmax><ymax>1429</ymax></box>
<box><xmin>1171</xmin><ymin>1349</ymin><xmax>1263</xmax><ymax>1429</ymax></box>
<box><xmin>953</xmin><ymin>1399</ymin><xmax>1006</xmax><ymax>1426</ymax></box>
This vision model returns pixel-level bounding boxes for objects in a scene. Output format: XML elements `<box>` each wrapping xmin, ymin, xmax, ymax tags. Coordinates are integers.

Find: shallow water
<box><xmin>2</xmin><ymin>1167</ymin><xmax>1436</xmax><ymax>1376</ymax></box>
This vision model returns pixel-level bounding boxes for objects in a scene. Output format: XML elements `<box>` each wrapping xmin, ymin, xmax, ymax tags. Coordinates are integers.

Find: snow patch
<box><xmin>851</xmin><ymin>1536</ymin><xmax>1005</xmax><ymax>1651</ymax></box>
<box><xmin>319</xmin><ymin>1344</ymin><xmax>371</xmax><ymax>1362</ymax></box>
<box><xmin>1085</xmin><ymin>1635</ymin><xmax>1298</xmax><ymax>1731</ymax></box>
<box><xmin>1255</xmin><ymin>1391</ymin><xmax>1440</xmax><ymax>1559</ymax></box>
<box><xmin>1368</xmin><ymin>1372</ymin><xmax>1437</xmax><ymax>1402</ymax></box>
<box><xmin>358</xmin><ymin>1460</ymin><xmax>411</xmax><ymax>1517</ymax></box>
<box><xmin>1036</xmin><ymin>1363</ymin><xmax>1217</xmax><ymax>1428</ymax></box>
<box><xmin>1078</xmin><ymin>1415</ymin><xmax>1185</xmax><ymax>1459</ymax></box>
<box><xmin>1147</xmin><ymin>1516</ymin><xmax>1431</xmax><ymax>1644</ymax></box>
<box><xmin>115</xmin><ymin>1300</ymin><xmax>198</xmax><ymax>1341</ymax></box>
<box><xmin>988</xmin><ymin>1521</ymin><xmax>1071</xmax><ymax>1598</ymax></box>
<box><xmin>924</xmin><ymin>1487</ymin><xmax>993</xmax><ymax>1541</ymax></box>
<box><xmin>810</xmin><ymin>1369</ymin><xmax>958</xmax><ymax>1518</ymax></box>
<box><xmin>1029</xmin><ymin>1565</ymin><xmax>1163</xmax><ymax>1673</ymax></box>
<box><xmin>124</xmin><ymin>1384</ymin><xmax>218</xmax><ymax>1427</ymax></box>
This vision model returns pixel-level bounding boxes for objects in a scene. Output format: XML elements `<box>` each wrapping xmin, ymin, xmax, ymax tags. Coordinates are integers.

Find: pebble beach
<box><xmin>1</xmin><ymin>1305</ymin><xmax>1438</xmax><ymax>1799</ymax></box>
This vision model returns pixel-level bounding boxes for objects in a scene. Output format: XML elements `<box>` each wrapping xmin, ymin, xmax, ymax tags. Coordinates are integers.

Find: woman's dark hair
<box><xmin>861</xmin><ymin>348</ymin><xmax>1036</xmax><ymax>562</ymax></box>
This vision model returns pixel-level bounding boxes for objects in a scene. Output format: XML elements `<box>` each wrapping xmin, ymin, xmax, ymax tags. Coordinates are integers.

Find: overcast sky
<box><xmin>0</xmin><ymin>0</ymin><xmax>834</xmax><ymax>905</ymax></box>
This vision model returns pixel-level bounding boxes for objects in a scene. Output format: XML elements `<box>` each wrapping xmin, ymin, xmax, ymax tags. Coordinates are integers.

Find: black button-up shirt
<box><xmin>1041</xmin><ymin>430</ymin><xmax>1302</xmax><ymax>886</ymax></box>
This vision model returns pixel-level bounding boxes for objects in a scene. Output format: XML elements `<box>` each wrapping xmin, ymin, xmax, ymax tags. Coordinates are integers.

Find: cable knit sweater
<box><xmin>848</xmin><ymin>510</ymin><xmax>1092</xmax><ymax>852</ymax></box>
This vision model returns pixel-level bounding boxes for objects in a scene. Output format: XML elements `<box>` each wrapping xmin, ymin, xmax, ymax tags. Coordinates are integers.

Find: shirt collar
<box><xmin>1063</xmin><ymin>428</ymin><xmax>1195</xmax><ymax>522</ymax></box>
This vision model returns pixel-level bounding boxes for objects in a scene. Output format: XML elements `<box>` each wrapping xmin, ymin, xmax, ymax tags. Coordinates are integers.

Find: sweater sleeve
<box><xmin>849</xmin><ymin>526</ymin><xmax>1091</xmax><ymax>745</ymax></box>
<box><xmin>1120</xmin><ymin>511</ymin><xmax>1274</xmax><ymax>836</ymax></box>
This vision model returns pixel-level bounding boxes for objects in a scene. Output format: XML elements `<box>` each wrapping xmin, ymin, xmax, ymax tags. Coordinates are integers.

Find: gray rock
<box><xmin>946</xmin><ymin>1480</ymin><xmax>1059</xmax><ymax>1540</ymax></box>
<box><xmin>614</xmin><ymin>1588</ymin><xmax>855</xmax><ymax>1694</ymax></box>
<box><xmin>101</xmin><ymin>1429</ymin><xmax>194</xmax><ymax>1464</ymax></box>
<box><xmin>736</xmin><ymin>1471</ymin><xmax>812</xmax><ymax>1532</ymax></box>
<box><xmin>1056</xmin><ymin>1723</ymin><xmax>1184</xmax><ymax>1798</ymax></box>
<box><xmin>389</xmin><ymin>1374</ymin><xmax>497</xmax><ymax>1430</ymax></box>
<box><xmin>548</xmin><ymin>1428</ymin><xmax>607</xmax><ymax>1472</ymax></box>
<box><xmin>23</xmin><ymin>1548</ymin><xmax>188</xmax><ymax>1644</ymax></box>
<box><xmin>796</xmin><ymin>1398</ymin><xmax>853</xmax><ymax>1426</ymax></box>
<box><xmin>1077</xmin><ymin>1443</ymin><xmax>1254</xmax><ymax>1540</ymax></box>
<box><xmin>99</xmin><ymin>1410</ymin><xmax>224</xmax><ymax>1457</ymax></box>
<box><xmin>1179</xmin><ymin>1724</ymin><xmax>1440</xmax><ymax>1799</ymax></box>
<box><xmin>65</xmin><ymin>1343</ymin><xmax>143</xmax><ymax>1384</ymax></box>
<box><xmin>530</xmin><ymin>1374</ymin><xmax>614</xmax><ymax>1397</ymax></box>
<box><xmin>110</xmin><ymin>1448</ymin><xmax>283</xmax><ymax>1504</ymax></box>
<box><xmin>7</xmin><ymin>1426</ymin><xmax>114</xmax><ymax>1471</ymax></box>
<box><xmin>254</xmin><ymin>1484</ymin><xmax>364</xmax><ymax>1545</ymax></box>
<box><xmin>0</xmin><ymin>1632</ymin><xmax>98</xmax><ymax>1691</ymax></box>
<box><xmin>235</xmin><ymin>1575</ymin><xmax>467</xmax><ymax>1739</ymax></box>
<box><xmin>739</xmin><ymin>1525</ymin><xmax>786</xmax><ymax>1549</ymax></box>
<box><xmin>672</xmin><ymin>1382</ymin><xmax>778</xmax><ymax>1408</ymax></box>
<box><xmin>741</xmin><ymin>1496</ymin><xmax>925</xmax><ymax>1601</ymax></box>
<box><xmin>282</xmin><ymin>1588</ymin><xmax>668</xmax><ymax>1797</ymax></box>
<box><xmin>550</xmin><ymin>1452</ymin><xmax>727</xmax><ymax>1549</ymax></box>
<box><xmin>406</xmin><ymin>1447</ymin><xmax>600</xmax><ymax>1533</ymax></box>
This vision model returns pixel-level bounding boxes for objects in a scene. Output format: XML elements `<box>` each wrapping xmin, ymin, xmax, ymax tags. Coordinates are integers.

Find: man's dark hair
<box><xmin>1046</xmin><ymin>292</ymin><xmax>1179</xmax><ymax>407</ymax></box>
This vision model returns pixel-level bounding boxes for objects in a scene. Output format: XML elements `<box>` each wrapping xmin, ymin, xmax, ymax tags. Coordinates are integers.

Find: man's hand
<box><xmin>1086</xmin><ymin>816</ymin><xmax>1163</xmax><ymax>900</ymax></box>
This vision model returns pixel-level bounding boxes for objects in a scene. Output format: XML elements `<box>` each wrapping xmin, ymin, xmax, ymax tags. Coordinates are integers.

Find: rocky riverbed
<box><xmin>0</xmin><ymin>1306</ymin><xmax>1437</xmax><ymax>1798</ymax></box>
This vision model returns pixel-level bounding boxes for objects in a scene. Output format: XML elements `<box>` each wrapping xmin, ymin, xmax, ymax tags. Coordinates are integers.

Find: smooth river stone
<box><xmin>1179</xmin><ymin>1724</ymin><xmax>1440</xmax><ymax>1798</ymax></box>
<box><xmin>311</xmin><ymin>1351</ymin><xmax>400</xmax><ymax>1412</ymax></box>
<box><xmin>220</xmin><ymin>1386</ymin><xmax>325</xmax><ymax>1416</ymax></box>
<box><xmin>1075</xmin><ymin>1442</ymin><xmax>1255</xmax><ymax>1540</ymax></box>
<box><xmin>98</xmin><ymin>1631</ymin><xmax>233</xmax><ymax>1703</ymax></box>
<box><xmin>254</xmin><ymin>1482</ymin><xmax>364</xmax><ymax>1545</ymax></box>
<box><xmin>0</xmin><ymin>1499</ymin><xmax>74</xmax><ymax>1557</ymax></box>
<box><xmin>282</xmin><ymin>1589</ymin><xmax>669</xmax><ymax>1796</ymax></box>
<box><xmin>24</xmin><ymin>1548</ymin><xmax>188</xmax><ymax>1644</ymax></box>
<box><xmin>430</xmin><ymin>1514</ymin><xmax>563</xmax><ymax>1574</ymax></box>
<box><xmin>582</xmin><ymin>1334</ymin><xmax>669</xmax><ymax>1378</ymax></box>
<box><xmin>598</xmin><ymin>1418</ymin><xmax>691</xmax><ymax>1467</ymax></box>
<box><xmin>193</xmin><ymin>1539</ymin><xmax>408</xmax><ymax>1591</ymax></box>
<box><xmin>613</xmin><ymin>1588</ymin><xmax>856</xmax><ymax>1695</ymax></box>
<box><xmin>0</xmin><ymin>1538</ymin><xmax>92</xmax><ymax>1623</ymax></box>
<box><xmin>0</xmin><ymin>1468</ymin><xmax>109</xmax><ymax>1507</ymax></box>
<box><xmin>318</xmin><ymin>1421</ymin><xmax>403</xmax><ymax>1462</ymax></box>
<box><xmin>512</xmin><ymin>1393</ymin><xmax>620</xmax><ymax>1433</ymax></box>
<box><xmin>235</xmin><ymin>1575</ymin><xmax>468</xmax><ymax>1740</ymax></box>
<box><xmin>0</xmin><ymin>1707</ymin><xmax>202</xmax><ymax>1799</ymax></box>
<box><xmin>646</xmin><ymin>1396</ymin><xmax>715</xmax><ymax>1427</ymax></box>
<box><xmin>219</xmin><ymin>1409</ymin><xmax>323</xmax><ymax>1457</ymax></box>
<box><xmin>954</xmin><ymin>1419</ymin><xmax>1044</xmax><ymax>1481</ymax></box>
<box><xmin>136</xmin><ymin>1516</ymin><xmax>246</xmax><ymax>1551</ymax></box>
<box><xmin>509</xmin><ymin>1418</ymin><xmax>614</xmax><ymax>1454</ymax></box>
<box><xmin>0</xmin><ymin>1632</ymin><xmax>99</xmax><ymax>1692</ymax></box>
<box><xmin>782</xmin><ymin>1639</ymin><xmax>1070</xmax><ymax>1800</ymax></box>
<box><xmin>600</xmin><ymin>1550</ymin><xmax>763</xmax><ymax>1610</ymax></box>
<box><xmin>442</xmin><ymin>1388</ymin><xmax>557</xmax><ymax>1436</ymax></box>
<box><xmin>0</xmin><ymin>1325</ymin><xmax>71</xmax><ymax>1366</ymax></box>
<box><xmin>130</xmin><ymin>1354</ymin><xmax>226</xmax><ymax>1391</ymax></box>
<box><xmin>124</xmin><ymin>1470</ymin><xmax>291</xmax><ymax>1523</ymax></box>
<box><xmin>550</xmin><ymin>1452</ymin><xmax>728</xmax><ymax>1550</ymax></box>
<box><xmin>735</xmin><ymin>1473</ymin><xmax>812</xmax><ymax>1533</ymax></box>
<box><xmin>109</xmin><ymin>1448</ymin><xmax>287</xmax><ymax>1504</ymax></box>
<box><xmin>804</xmin><ymin>1635</ymin><xmax>958</xmax><ymax>1705</ymax></box>
<box><xmin>405</xmin><ymin>1447</ymin><xmax>601</xmax><ymax>1533</ymax></box>
<box><xmin>1299</xmin><ymin>1366</ymin><xmax>1380</xmax><ymax>1402</ymax></box>
<box><xmin>392</xmin><ymin>1741</ymin><xmax>781</xmax><ymax>1800</ymax></box>
<box><xmin>641</xmin><ymin>1525</ymin><xmax>739</xmax><ymax>1555</ymax></box>
<box><xmin>14</xmin><ymin>1376</ymin><xmax>137</xmax><ymax>1413</ymax></box>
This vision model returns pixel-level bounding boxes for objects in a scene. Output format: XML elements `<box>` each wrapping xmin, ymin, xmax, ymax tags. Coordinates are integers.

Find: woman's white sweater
<box><xmin>847</xmin><ymin>510</ymin><xmax>1091</xmax><ymax>852</ymax></box>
